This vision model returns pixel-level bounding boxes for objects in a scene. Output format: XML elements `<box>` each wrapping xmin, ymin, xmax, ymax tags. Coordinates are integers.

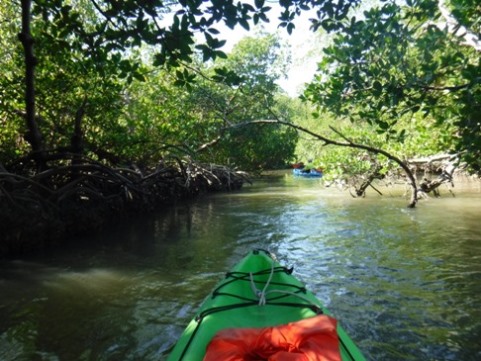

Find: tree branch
<box><xmin>418</xmin><ymin>78</ymin><xmax>481</xmax><ymax>92</ymax></box>
<box><xmin>226</xmin><ymin>119</ymin><xmax>419</xmax><ymax>207</ymax></box>
<box><xmin>19</xmin><ymin>0</ymin><xmax>46</xmax><ymax>169</ymax></box>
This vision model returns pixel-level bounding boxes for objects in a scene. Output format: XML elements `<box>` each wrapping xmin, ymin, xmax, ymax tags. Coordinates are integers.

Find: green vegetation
<box><xmin>1</xmin><ymin>1</ymin><xmax>296</xmax><ymax>171</ymax></box>
<box><xmin>302</xmin><ymin>0</ymin><xmax>481</xmax><ymax>175</ymax></box>
<box><xmin>0</xmin><ymin>0</ymin><xmax>480</xmax><ymax>253</ymax></box>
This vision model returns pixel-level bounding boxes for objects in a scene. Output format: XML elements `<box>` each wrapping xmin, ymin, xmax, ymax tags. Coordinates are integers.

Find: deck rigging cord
<box><xmin>248</xmin><ymin>255</ymin><xmax>321</xmax><ymax>308</ymax></box>
<box><xmin>174</xmin><ymin>250</ymin><xmax>359</xmax><ymax>361</ymax></box>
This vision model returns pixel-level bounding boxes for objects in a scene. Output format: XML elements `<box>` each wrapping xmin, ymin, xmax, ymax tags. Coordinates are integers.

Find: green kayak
<box><xmin>167</xmin><ymin>249</ymin><xmax>366</xmax><ymax>361</ymax></box>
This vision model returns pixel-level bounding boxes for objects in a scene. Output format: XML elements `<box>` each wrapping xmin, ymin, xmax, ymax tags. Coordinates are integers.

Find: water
<box><xmin>1</xmin><ymin>173</ymin><xmax>480</xmax><ymax>360</ymax></box>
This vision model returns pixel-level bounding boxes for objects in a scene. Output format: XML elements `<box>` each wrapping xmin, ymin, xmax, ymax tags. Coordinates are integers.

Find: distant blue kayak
<box><xmin>293</xmin><ymin>168</ymin><xmax>323</xmax><ymax>178</ymax></box>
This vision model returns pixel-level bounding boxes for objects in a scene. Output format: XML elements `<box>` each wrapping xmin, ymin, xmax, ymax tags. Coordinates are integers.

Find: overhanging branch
<box><xmin>226</xmin><ymin>119</ymin><xmax>419</xmax><ymax>207</ymax></box>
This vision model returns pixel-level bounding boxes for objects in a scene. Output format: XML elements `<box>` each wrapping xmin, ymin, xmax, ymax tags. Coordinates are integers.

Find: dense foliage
<box><xmin>1</xmin><ymin>0</ymin><xmax>362</xmax><ymax>252</ymax></box>
<box><xmin>1</xmin><ymin>0</ymin><xmax>480</xmax><ymax>174</ymax></box>
<box><xmin>302</xmin><ymin>0</ymin><xmax>481</xmax><ymax>175</ymax></box>
<box><xmin>0</xmin><ymin>1</ymin><xmax>301</xmax><ymax>171</ymax></box>
<box><xmin>118</xmin><ymin>34</ymin><xmax>298</xmax><ymax>170</ymax></box>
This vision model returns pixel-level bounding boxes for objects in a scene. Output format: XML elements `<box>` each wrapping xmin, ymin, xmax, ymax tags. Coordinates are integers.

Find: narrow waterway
<box><xmin>1</xmin><ymin>173</ymin><xmax>481</xmax><ymax>360</ymax></box>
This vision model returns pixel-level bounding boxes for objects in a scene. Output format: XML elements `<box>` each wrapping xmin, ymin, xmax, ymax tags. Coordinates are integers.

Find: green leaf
<box><xmin>255</xmin><ymin>0</ymin><xmax>265</xmax><ymax>9</ymax></box>
<box><xmin>132</xmin><ymin>72</ymin><xmax>146</xmax><ymax>82</ymax></box>
<box><xmin>372</xmin><ymin>81</ymin><xmax>382</xmax><ymax>96</ymax></box>
<box><xmin>207</xmin><ymin>28</ymin><xmax>220</xmax><ymax>35</ymax></box>
<box><xmin>287</xmin><ymin>22</ymin><xmax>295</xmax><ymax>34</ymax></box>
<box><xmin>239</xmin><ymin>18</ymin><xmax>250</xmax><ymax>31</ymax></box>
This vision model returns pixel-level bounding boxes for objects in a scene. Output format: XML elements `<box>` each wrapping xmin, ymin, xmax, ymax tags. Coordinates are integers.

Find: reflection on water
<box><xmin>1</xmin><ymin>172</ymin><xmax>481</xmax><ymax>360</ymax></box>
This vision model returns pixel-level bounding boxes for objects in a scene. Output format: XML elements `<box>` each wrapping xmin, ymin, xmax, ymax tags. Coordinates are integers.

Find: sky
<box><xmin>160</xmin><ymin>3</ymin><xmax>324</xmax><ymax>97</ymax></box>
<box><xmin>212</xmin><ymin>8</ymin><xmax>322</xmax><ymax>97</ymax></box>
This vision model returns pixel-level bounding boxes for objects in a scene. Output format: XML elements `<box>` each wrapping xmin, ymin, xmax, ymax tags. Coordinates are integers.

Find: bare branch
<box><xmin>225</xmin><ymin>119</ymin><xmax>419</xmax><ymax>207</ymax></box>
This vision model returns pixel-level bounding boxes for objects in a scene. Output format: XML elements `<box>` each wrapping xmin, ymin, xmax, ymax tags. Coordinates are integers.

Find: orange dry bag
<box><xmin>203</xmin><ymin>315</ymin><xmax>341</xmax><ymax>361</ymax></box>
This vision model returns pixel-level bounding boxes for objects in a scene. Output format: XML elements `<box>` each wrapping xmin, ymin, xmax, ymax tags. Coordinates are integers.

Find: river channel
<box><xmin>1</xmin><ymin>172</ymin><xmax>481</xmax><ymax>360</ymax></box>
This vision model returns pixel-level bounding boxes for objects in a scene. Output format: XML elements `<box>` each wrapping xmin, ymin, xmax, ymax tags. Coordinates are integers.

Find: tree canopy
<box><xmin>1</xmin><ymin>0</ymin><xmax>480</xmax><ymax>174</ymax></box>
<box><xmin>302</xmin><ymin>0</ymin><xmax>481</xmax><ymax>174</ymax></box>
<box><xmin>1</xmin><ymin>1</ymin><xmax>303</xmax><ymax>170</ymax></box>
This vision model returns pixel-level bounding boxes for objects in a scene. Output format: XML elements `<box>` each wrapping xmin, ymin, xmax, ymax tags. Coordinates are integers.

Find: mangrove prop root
<box><xmin>0</xmin><ymin>158</ymin><xmax>250</xmax><ymax>257</ymax></box>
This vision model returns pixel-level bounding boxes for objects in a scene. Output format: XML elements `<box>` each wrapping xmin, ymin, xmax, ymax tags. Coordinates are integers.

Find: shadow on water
<box><xmin>1</xmin><ymin>171</ymin><xmax>481</xmax><ymax>360</ymax></box>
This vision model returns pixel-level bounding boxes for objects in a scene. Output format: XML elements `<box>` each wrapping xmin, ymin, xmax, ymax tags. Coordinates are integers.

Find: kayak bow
<box><xmin>167</xmin><ymin>249</ymin><xmax>366</xmax><ymax>361</ymax></box>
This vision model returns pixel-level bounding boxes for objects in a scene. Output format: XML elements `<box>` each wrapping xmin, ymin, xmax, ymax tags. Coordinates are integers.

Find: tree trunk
<box><xmin>353</xmin><ymin>162</ymin><xmax>384</xmax><ymax>197</ymax></box>
<box><xmin>18</xmin><ymin>0</ymin><xmax>46</xmax><ymax>169</ymax></box>
<box><xmin>71</xmin><ymin>98</ymin><xmax>87</xmax><ymax>166</ymax></box>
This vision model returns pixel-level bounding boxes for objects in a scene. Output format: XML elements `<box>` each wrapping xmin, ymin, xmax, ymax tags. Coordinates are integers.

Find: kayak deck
<box><xmin>167</xmin><ymin>249</ymin><xmax>366</xmax><ymax>361</ymax></box>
